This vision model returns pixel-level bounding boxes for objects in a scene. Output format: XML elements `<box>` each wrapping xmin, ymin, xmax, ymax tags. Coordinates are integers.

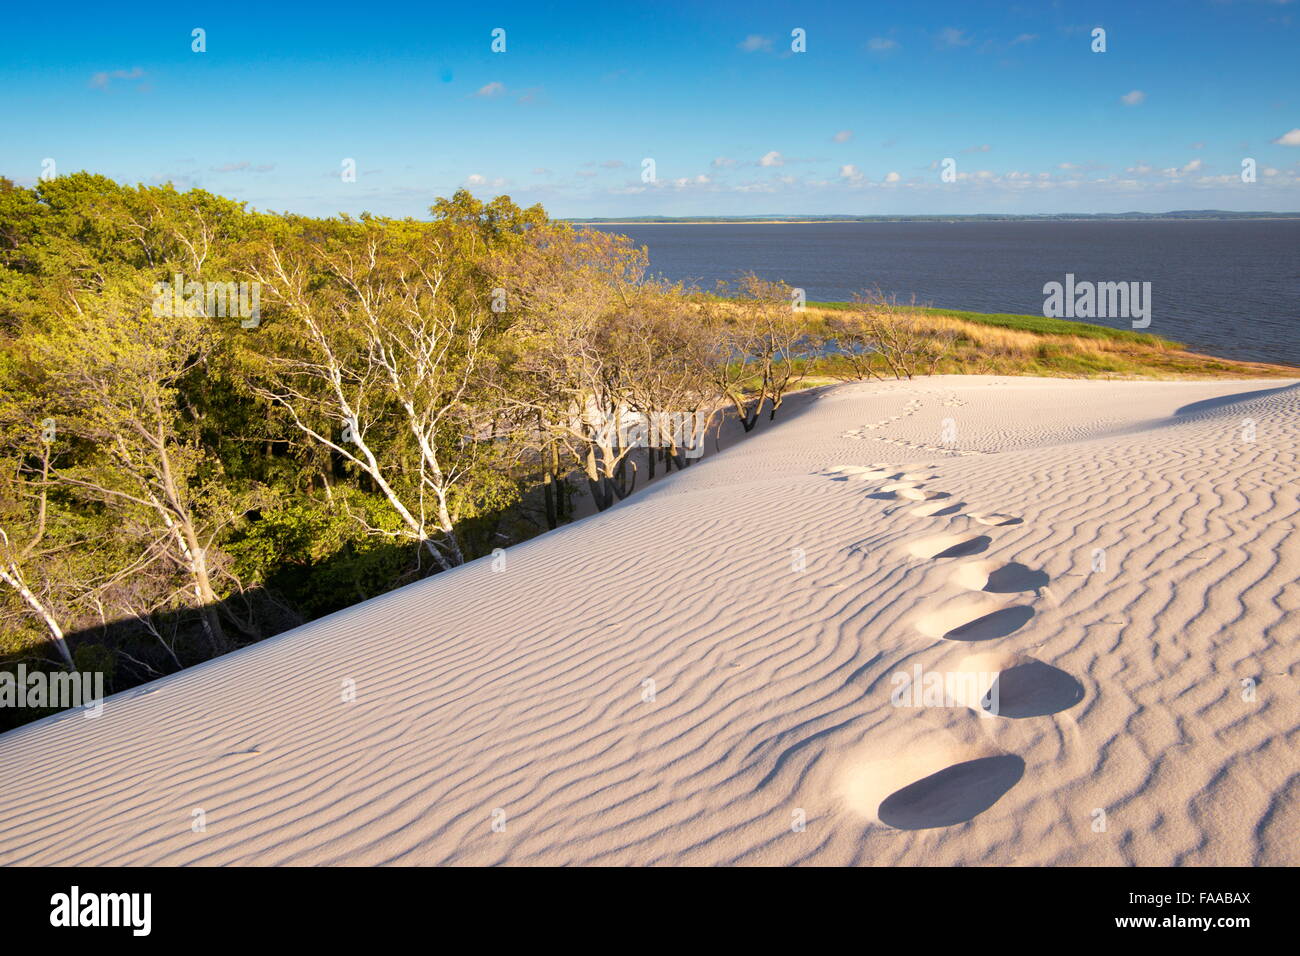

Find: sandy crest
<box><xmin>0</xmin><ymin>375</ymin><xmax>1296</xmax><ymax>866</ymax></box>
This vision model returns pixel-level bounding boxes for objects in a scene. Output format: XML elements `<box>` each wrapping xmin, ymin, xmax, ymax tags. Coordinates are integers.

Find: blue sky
<box><xmin>2</xmin><ymin>0</ymin><xmax>1298</xmax><ymax>217</ymax></box>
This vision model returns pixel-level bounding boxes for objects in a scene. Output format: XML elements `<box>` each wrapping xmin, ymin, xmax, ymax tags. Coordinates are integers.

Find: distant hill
<box><xmin>568</xmin><ymin>211</ymin><xmax>1300</xmax><ymax>223</ymax></box>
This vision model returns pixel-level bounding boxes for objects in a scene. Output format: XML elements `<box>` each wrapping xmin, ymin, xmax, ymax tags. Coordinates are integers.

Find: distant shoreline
<box><xmin>571</xmin><ymin>215</ymin><xmax>1300</xmax><ymax>225</ymax></box>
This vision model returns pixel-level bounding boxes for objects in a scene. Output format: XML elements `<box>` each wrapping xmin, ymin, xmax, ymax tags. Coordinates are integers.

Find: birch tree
<box><xmin>497</xmin><ymin>228</ymin><xmax>651</xmax><ymax>511</ymax></box>
<box><xmin>246</xmin><ymin>221</ymin><xmax>512</xmax><ymax>569</ymax></box>
<box><xmin>24</xmin><ymin>284</ymin><xmax>247</xmax><ymax>654</ymax></box>
<box><xmin>0</xmin><ymin>433</ymin><xmax>73</xmax><ymax>667</ymax></box>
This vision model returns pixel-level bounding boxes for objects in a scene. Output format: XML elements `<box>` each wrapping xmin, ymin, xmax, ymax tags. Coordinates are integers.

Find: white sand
<box><xmin>1</xmin><ymin>375</ymin><xmax>1296</xmax><ymax>866</ymax></box>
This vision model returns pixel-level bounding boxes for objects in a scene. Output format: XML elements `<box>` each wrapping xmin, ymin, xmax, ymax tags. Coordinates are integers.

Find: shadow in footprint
<box><xmin>912</xmin><ymin>502</ymin><xmax>965</xmax><ymax>517</ymax></box>
<box><xmin>985</xmin><ymin>563</ymin><xmax>1050</xmax><ymax>593</ymax></box>
<box><xmin>971</xmin><ymin>514</ymin><xmax>1023</xmax><ymax>527</ymax></box>
<box><xmin>983</xmin><ymin>660</ymin><xmax>1085</xmax><ymax>718</ymax></box>
<box><xmin>945</xmin><ymin>605</ymin><xmax>1035</xmax><ymax>641</ymax></box>
<box><xmin>933</xmin><ymin>535</ymin><xmax>992</xmax><ymax>559</ymax></box>
<box><xmin>900</xmin><ymin>489</ymin><xmax>952</xmax><ymax>502</ymax></box>
<box><xmin>878</xmin><ymin>754</ymin><xmax>1025</xmax><ymax>830</ymax></box>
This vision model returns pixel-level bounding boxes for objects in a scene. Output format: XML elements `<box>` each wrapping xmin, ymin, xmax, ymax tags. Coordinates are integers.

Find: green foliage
<box><xmin>0</xmin><ymin>174</ymin><xmax>561</xmax><ymax>727</ymax></box>
<box><xmin>73</xmin><ymin>643</ymin><xmax>116</xmax><ymax>686</ymax></box>
<box><xmin>226</xmin><ymin>490</ymin><xmax>415</xmax><ymax>617</ymax></box>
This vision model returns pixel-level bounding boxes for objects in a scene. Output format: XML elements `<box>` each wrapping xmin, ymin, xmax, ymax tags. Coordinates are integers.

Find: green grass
<box><xmin>806</xmin><ymin>300</ymin><xmax>1182</xmax><ymax>348</ymax></box>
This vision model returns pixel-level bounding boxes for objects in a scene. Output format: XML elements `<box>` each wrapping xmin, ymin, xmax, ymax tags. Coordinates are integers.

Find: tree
<box><xmin>245</xmin><ymin>214</ymin><xmax>517</xmax><ymax>570</ymax></box>
<box><xmin>616</xmin><ymin>284</ymin><xmax>717</xmax><ymax>476</ymax></box>
<box><xmin>497</xmin><ymin>227</ymin><xmax>651</xmax><ymax>511</ymax></box>
<box><xmin>22</xmin><ymin>282</ymin><xmax>253</xmax><ymax>654</ymax></box>
<box><xmin>0</xmin><ymin>430</ymin><xmax>73</xmax><ymax>667</ymax></box>
<box><xmin>1</xmin><ymin>177</ymin><xmax>265</xmax><ymax>659</ymax></box>
<box><xmin>850</xmin><ymin>290</ymin><xmax>956</xmax><ymax>380</ymax></box>
<box><xmin>699</xmin><ymin>273</ymin><xmax>808</xmax><ymax>430</ymax></box>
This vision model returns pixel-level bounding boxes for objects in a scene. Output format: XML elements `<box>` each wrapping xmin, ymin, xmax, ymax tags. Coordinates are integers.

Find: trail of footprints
<box><xmin>840</xmin><ymin>397</ymin><xmax>926</xmax><ymax>438</ymax></box>
<box><xmin>821</xmin><ymin>463</ymin><xmax>1085</xmax><ymax>831</ymax></box>
<box><xmin>840</xmin><ymin>394</ymin><xmax>983</xmax><ymax>456</ymax></box>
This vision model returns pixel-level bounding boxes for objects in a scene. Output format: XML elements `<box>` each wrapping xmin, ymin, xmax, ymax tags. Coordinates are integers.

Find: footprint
<box><xmin>870</xmin><ymin>480</ymin><xmax>929</xmax><ymax>500</ymax></box>
<box><xmin>909</xmin><ymin>500</ymin><xmax>965</xmax><ymax>518</ymax></box>
<box><xmin>836</xmin><ymin>730</ymin><xmax>1022</xmax><ymax>830</ymax></box>
<box><xmin>967</xmin><ymin>512</ymin><xmax>1023</xmax><ymax>527</ymax></box>
<box><xmin>825</xmin><ymin>464</ymin><xmax>896</xmax><ymax>480</ymax></box>
<box><xmin>904</xmin><ymin>531</ymin><xmax>991</xmax><ymax>559</ymax></box>
<box><xmin>950</xmin><ymin>560</ymin><xmax>1049</xmax><ymax>594</ymax></box>
<box><xmin>915</xmin><ymin>594</ymin><xmax>1035</xmax><ymax>641</ymax></box>
<box><xmin>880</xmin><ymin>480</ymin><xmax>921</xmax><ymax>493</ymax></box>
<box><xmin>877</xmin><ymin>755</ymin><xmax>1025</xmax><ymax>830</ymax></box>
<box><xmin>981</xmin><ymin>660</ymin><xmax>1085</xmax><ymax>719</ymax></box>
<box><xmin>825</xmin><ymin>464</ymin><xmax>890</xmax><ymax>476</ymax></box>
<box><xmin>897</xmin><ymin>487</ymin><xmax>950</xmax><ymax>501</ymax></box>
<box><xmin>947</xmin><ymin>650</ymin><xmax>1085</xmax><ymax>719</ymax></box>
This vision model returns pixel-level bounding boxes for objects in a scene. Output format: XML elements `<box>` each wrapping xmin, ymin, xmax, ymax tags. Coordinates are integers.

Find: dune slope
<box><xmin>1</xmin><ymin>375</ymin><xmax>1296</xmax><ymax>866</ymax></box>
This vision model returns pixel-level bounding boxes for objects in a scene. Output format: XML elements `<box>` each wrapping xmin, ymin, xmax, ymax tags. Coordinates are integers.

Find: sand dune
<box><xmin>1</xmin><ymin>375</ymin><xmax>1296</xmax><ymax>866</ymax></box>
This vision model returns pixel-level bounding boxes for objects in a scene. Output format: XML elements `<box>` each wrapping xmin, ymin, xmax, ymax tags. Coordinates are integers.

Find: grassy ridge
<box><xmin>806</xmin><ymin>300</ymin><xmax>1181</xmax><ymax>347</ymax></box>
<box><xmin>801</xmin><ymin>302</ymin><xmax>1297</xmax><ymax>380</ymax></box>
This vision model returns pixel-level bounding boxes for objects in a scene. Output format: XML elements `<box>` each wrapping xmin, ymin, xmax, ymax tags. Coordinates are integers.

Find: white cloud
<box><xmin>759</xmin><ymin>151</ymin><xmax>785</xmax><ymax>167</ymax></box>
<box><xmin>884</xmin><ymin>171</ymin><xmax>901</xmax><ymax>183</ymax></box>
<box><xmin>711</xmin><ymin>157</ymin><xmax>738</xmax><ymax>168</ymax></box>
<box><xmin>1009</xmin><ymin>33</ymin><xmax>1038</xmax><ymax>46</ymax></box>
<box><xmin>1182</xmin><ymin>158</ymin><xmax>1203</xmax><ymax>174</ymax></box>
<box><xmin>866</xmin><ymin>37</ymin><xmax>898</xmax><ymax>52</ymax></box>
<box><xmin>89</xmin><ymin>66</ymin><xmax>144</xmax><ymax>90</ymax></box>
<box><xmin>474</xmin><ymin>81</ymin><xmax>506</xmax><ymax>98</ymax></box>
<box><xmin>211</xmin><ymin>161</ymin><xmax>274</xmax><ymax>173</ymax></box>
<box><xmin>937</xmin><ymin>28</ymin><xmax>971</xmax><ymax>48</ymax></box>
<box><xmin>963</xmin><ymin>144</ymin><xmax>992</xmax><ymax>154</ymax></box>
<box><xmin>465</xmin><ymin>174</ymin><xmax>487</xmax><ymax>185</ymax></box>
<box><xmin>1120</xmin><ymin>90</ymin><xmax>1146</xmax><ymax>106</ymax></box>
<box><xmin>738</xmin><ymin>35</ymin><xmax>772</xmax><ymax>53</ymax></box>
<box><xmin>1273</xmin><ymin>128</ymin><xmax>1300</xmax><ymax>146</ymax></box>
<box><xmin>833</xmin><ymin>129</ymin><xmax>854</xmax><ymax>143</ymax></box>
<box><xmin>839</xmin><ymin>164</ymin><xmax>863</xmax><ymax>183</ymax></box>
